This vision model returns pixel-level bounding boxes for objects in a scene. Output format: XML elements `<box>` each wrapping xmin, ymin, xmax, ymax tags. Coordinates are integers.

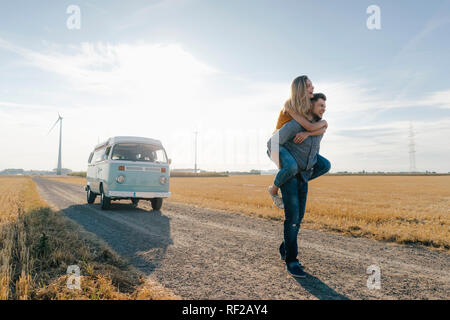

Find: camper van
<box><xmin>85</xmin><ymin>136</ymin><xmax>171</xmax><ymax>210</ymax></box>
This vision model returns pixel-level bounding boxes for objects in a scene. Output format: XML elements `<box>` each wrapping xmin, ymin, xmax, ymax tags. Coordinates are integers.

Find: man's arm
<box><xmin>286</xmin><ymin>109</ymin><xmax>327</xmax><ymax>132</ymax></box>
<box><xmin>276</xmin><ymin>120</ymin><xmax>300</xmax><ymax>145</ymax></box>
<box><xmin>267</xmin><ymin>120</ymin><xmax>299</xmax><ymax>151</ymax></box>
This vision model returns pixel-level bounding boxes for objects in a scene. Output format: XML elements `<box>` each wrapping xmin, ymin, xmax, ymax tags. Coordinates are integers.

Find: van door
<box><xmin>91</xmin><ymin>147</ymin><xmax>105</xmax><ymax>193</ymax></box>
<box><xmin>98</xmin><ymin>146</ymin><xmax>111</xmax><ymax>193</ymax></box>
<box><xmin>87</xmin><ymin>152</ymin><xmax>96</xmax><ymax>191</ymax></box>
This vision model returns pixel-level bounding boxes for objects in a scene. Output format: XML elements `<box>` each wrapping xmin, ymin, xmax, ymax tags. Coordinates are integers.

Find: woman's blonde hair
<box><xmin>283</xmin><ymin>75</ymin><xmax>312</xmax><ymax>120</ymax></box>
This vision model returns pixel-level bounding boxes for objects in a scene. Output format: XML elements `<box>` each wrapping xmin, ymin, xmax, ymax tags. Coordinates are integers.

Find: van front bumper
<box><xmin>107</xmin><ymin>191</ymin><xmax>171</xmax><ymax>198</ymax></box>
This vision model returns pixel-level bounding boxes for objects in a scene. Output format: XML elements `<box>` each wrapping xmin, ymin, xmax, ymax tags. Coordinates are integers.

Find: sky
<box><xmin>0</xmin><ymin>0</ymin><xmax>449</xmax><ymax>173</ymax></box>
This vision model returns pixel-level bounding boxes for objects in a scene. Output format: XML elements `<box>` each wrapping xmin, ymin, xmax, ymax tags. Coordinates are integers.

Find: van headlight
<box><xmin>116</xmin><ymin>175</ymin><xmax>125</xmax><ymax>184</ymax></box>
<box><xmin>159</xmin><ymin>176</ymin><xmax>167</xmax><ymax>184</ymax></box>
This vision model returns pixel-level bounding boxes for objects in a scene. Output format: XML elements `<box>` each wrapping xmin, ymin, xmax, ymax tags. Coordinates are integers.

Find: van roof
<box><xmin>94</xmin><ymin>136</ymin><xmax>163</xmax><ymax>150</ymax></box>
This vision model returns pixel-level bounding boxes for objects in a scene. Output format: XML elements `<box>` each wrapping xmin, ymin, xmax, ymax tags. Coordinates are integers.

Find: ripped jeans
<box><xmin>279</xmin><ymin>174</ymin><xmax>308</xmax><ymax>263</ymax></box>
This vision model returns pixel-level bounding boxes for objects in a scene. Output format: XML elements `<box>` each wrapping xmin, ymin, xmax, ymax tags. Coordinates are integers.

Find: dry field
<box><xmin>0</xmin><ymin>176</ymin><xmax>178</xmax><ymax>300</ymax></box>
<box><xmin>46</xmin><ymin>175</ymin><xmax>450</xmax><ymax>250</ymax></box>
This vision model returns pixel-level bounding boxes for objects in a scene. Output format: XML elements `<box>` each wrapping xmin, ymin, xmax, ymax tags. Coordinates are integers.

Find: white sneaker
<box><xmin>268</xmin><ymin>186</ymin><xmax>284</xmax><ymax>209</ymax></box>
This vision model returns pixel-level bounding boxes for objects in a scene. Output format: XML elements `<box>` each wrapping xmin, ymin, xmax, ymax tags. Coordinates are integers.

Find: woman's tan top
<box><xmin>274</xmin><ymin>109</ymin><xmax>293</xmax><ymax>133</ymax></box>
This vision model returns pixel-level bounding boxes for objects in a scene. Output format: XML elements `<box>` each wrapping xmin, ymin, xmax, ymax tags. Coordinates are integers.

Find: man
<box><xmin>267</xmin><ymin>93</ymin><xmax>330</xmax><ymax>278</ymax></box>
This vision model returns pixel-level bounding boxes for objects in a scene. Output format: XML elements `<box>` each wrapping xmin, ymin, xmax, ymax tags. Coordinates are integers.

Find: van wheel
<box><xmin>100</xmin><ymin>191</ymin><xmax>111</xmax><ymax>210</ymax></box>
<box><xmin>87</xmin><ymin>188</ymin><xmax>96</xmax><ymax>204</ymax></box>
<box><xmin>131</xmin><ymin>199</ymin><xmax>139</xmax><ymax>207</ymax></box>
<box><xmin>150</xmin><ymin>198</ymin><xmax>163</xmax><ymax>210</ymax></box>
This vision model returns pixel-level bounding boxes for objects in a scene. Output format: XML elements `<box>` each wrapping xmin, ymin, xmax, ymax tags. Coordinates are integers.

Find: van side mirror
<box><xmin>168</xmin><ymin>159</ymin><xmax>172</xmax><ymax>165</ymax></box>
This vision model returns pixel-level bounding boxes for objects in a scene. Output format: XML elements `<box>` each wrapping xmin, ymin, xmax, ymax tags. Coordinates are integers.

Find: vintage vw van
<box><xmin>85</xmin><ymin>136</ymin><xmax>171</xmax><ymax>210</ymax></box>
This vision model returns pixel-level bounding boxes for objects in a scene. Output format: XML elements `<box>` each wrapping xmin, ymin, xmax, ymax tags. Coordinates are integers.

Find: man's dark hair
<box><xmin>311</xmin><ymin>93</ymin><xmax>326</xmax><ymax>102</ymax></box>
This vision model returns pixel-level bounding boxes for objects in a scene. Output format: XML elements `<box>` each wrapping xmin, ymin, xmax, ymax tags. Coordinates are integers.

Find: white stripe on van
<box><xmin>125</xmin><ymin>166</ymin><xmax>144</xmax><ymax>171</ymax></box>
<box><xmin>125</xmin><ymin>166</ymin><xmax>161</xmax><ymax>172</ymax></box>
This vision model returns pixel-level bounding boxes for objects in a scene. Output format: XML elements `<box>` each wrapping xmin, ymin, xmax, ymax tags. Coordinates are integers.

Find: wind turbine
<box><xmin>48</xmin><ymin>113</ymin><xmax>63</xmax><ymax>175</ymax></box>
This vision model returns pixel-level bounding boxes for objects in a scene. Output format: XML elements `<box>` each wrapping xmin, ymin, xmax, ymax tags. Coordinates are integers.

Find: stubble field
<box><xmin>47</xmin><ymin>174</ymin><xmax>450</xmax><ymax>250</ymax></box>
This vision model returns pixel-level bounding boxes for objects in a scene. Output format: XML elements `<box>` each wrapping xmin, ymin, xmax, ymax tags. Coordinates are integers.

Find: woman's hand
<box><xmin>294</xmin><ymin>132</ymin><xmax>309</xmax><ymax>144</ymax></box>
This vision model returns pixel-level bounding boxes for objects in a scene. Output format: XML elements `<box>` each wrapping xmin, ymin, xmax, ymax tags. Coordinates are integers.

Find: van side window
<box><xmin>88</xmin><ymin>152</ymin><xmax>94</xmax><ymax>164</ymax></box>
<box><xmin>154</xmin><ymin>149</ymin><xmax>167</xmax><ymax>163</ymax></box>
<box><xmin>105</xmin><ymin>146</ymin><xmax>111</xmax><ymax>158</ymax></box>
<box><xmin>94</xmin><ymin>148</ymin><xmax>106</xmax><ymax>163</ymax></box>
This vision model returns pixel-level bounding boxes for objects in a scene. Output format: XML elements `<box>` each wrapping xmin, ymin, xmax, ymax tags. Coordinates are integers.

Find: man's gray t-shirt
<box><xmin>267</xmin><ymin>119</ymin><xmax>323</xmax><ymax>181</ymax></box>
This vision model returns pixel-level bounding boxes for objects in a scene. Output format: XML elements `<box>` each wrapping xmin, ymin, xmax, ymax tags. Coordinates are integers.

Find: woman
<box><xmin>268</xmin><ymin>75</ymin><xmax>329</xmax><ymax>209</ymax></box>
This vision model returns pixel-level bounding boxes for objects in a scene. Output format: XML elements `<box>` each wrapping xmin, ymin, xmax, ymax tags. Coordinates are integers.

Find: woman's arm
<box><xmin>293</xmin><ymin>126</ymin><xmax>327</xmax><ymax>144</ymax></box>
<box><xmin>286</xmin><ymin>109</ymin><xmax>327</xmax><ymax>132</ymax></box>
<box><xmin>308</xmin><ymin>126</ymin><xmax>327</xmax><ymax>137</ymax></box>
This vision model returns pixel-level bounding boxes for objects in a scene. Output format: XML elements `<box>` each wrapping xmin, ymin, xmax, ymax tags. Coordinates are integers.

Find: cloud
<box><xmin>335</xmin><ymin>127</ymin><xmax>402</xmax><ymax>139</ymax></box>
<box><xmin>423</xmin><ymin>89</ymin><xmax>450</xmax><ymax>109</ymax></box>
<box><xmin>0</xmin><ymin>38</ymin><xmax>449</xmax><ymax>172</ymax></box>
<box><xmin>0</xmin><ymin>38</ymin><xmax>289</xmax><ymax>129</ymax></box>
<box><xmin>322</xmin><ymin>118</ymin><xmax>450</xmax><ymax>172</ymax></box>
<box><xmin>0</xmin><ymin>100</ymin><xmax>54</xmax><ymax>111</ymax></box>
<box><xmin>393</xmin><ymin>14</ymin><xmax>450</xmax><ymax>65</ymax></box>
<box><xmin>0</xmin><ymin>39</ymin><xmax>218</xmax><ymax>97</ymax></box>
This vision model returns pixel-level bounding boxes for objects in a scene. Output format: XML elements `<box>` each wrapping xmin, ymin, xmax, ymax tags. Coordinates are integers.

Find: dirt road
<box><xmin>32</xmin><ymin>176</ymin><xmax>449</xmax><ymax>300</ymax></box>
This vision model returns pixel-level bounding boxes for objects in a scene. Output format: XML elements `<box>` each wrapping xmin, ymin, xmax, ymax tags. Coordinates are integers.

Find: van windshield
<box><xmin>111</xmin><ymin>143</ymin><xmax>167</xmax><ymax>163</ymax></box>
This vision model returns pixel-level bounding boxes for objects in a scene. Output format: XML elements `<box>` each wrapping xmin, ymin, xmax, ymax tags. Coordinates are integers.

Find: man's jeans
<box><xmin>274</xmin><ymin>146</ymin><xmax>331</xmax><ymax>187</ymax></box>
<box><xmin>279</xmin><ymin>174</ymin><xmax>308</xmax><ymax>263</ymax></box>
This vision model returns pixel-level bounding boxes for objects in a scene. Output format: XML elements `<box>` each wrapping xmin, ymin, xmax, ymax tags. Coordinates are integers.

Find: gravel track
<box><xmin>32</xmin><ymin>176</ymin><xmax>449</xmax><ymax>300</ymax></box>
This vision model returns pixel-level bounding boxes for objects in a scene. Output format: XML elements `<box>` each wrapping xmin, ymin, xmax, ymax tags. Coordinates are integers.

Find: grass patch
<box><xmin>170</xmin><ymin>171</ymin><xmax>229</xmax><ymax>177</ymax></box>
<box><xmin>0</xmin><ymin>176</ymin><xmax>179</xmax><ymax>300</ymax></box>
<box><xmin>68</xmin><ymin>172</ymin><xmax>87</xmax><ymax>178</ymax></box>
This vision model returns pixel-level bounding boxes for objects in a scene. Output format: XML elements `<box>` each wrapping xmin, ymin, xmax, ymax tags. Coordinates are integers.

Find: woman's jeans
<box><xmin>279</xmin><ymin>175</ymin><xmax>308</xmax><ymax>263</ymax></box>
<box><xmin>274</xmin><ymin>146</ymin><xmax>331</xmax><ymax>187</ymax></box>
